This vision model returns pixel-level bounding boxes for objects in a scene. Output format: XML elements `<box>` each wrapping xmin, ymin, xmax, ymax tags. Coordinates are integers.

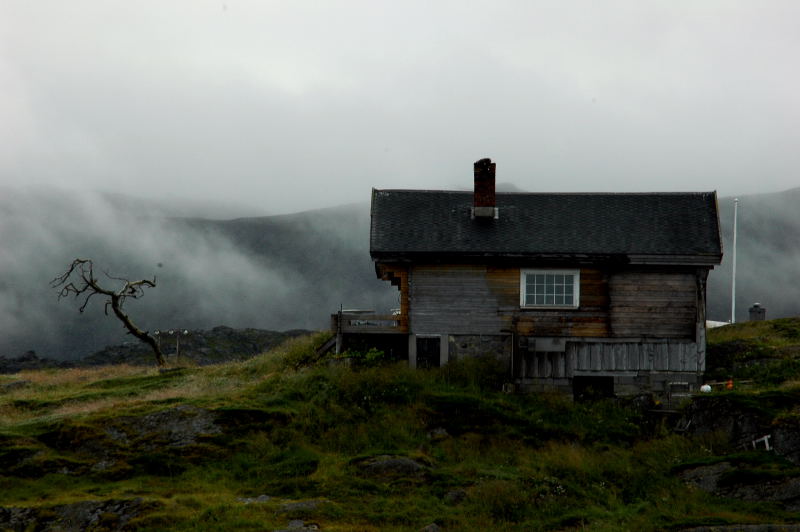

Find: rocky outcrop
<box><xmin>678</xmin><ymin>396</ymin><xmax>772</xmax><ymax>450</ymax></box>
<box><xmin>772</xmin><ymin>416</ymin><xmax>800</xmax><ymax>465</ymax></box>
<box><xmin>0</xmin><ymin>351</ymin><xmax>73</xmax><ymax>374</ymax></box>
<box><xmin>0</xmin><ymin>498</ymin><xmax>153</xmax><ymax>532</ymax></box>
<box><xmin>679</xmin><ymin>461</ymin><xmax>800</xmax><ymax>511</ymax></box>
<box><xmin>29</xmin><ymin>405</ymin><xmax>223</xmax><ymax>478</ymax></box>
<box><xmin>678</xmin><ymin>394</ymin><xmax>800</xmax><ymax>465</ymax></box>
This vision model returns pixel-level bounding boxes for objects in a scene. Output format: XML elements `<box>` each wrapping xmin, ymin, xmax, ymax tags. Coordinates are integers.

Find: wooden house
<box><xmin>334</xmin><ymin>158</ymin><xmax>722</xmax><ymax>396</ymax></box>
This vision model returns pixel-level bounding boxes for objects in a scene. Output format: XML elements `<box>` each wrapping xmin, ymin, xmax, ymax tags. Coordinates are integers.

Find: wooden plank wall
<box><xmin>516</xmin><ymin>341</ymin><xmax>701</xmax><ymax>379</ymax></box>
<box><xmin>407</xmin><ymin>264</ymin><xmax>700</xmax><ymax>341</ymax></box>
<box><xmin>410</xmin><ymin>265</ymin><xmax>610</xmax><ymax>336</ymax></box>
<box><xmin>410</xmin><ymin>265</ymin><xmax>508</xmax><ymax>334</ymax></box>
<box><xmin>608</xmin><ymin>270</ymin><xmax>697</xmax><ymax>338</ymax></box>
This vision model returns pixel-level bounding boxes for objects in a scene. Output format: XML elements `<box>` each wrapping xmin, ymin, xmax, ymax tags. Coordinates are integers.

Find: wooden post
<box><xmin>335</xmin><ymin>307</ymin><xmax>343</xmax><ymax>355</ymax></box>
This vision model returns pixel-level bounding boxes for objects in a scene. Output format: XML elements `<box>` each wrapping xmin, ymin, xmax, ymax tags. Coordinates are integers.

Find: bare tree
<box><xmin>51</xmin><ymin>258</ymin><xmax>166</xmax><ymax>366</ymax></box>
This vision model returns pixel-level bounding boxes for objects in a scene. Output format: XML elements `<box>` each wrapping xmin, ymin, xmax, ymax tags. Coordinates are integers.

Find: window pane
<box><xmin>535</xmin><ymin>274</ymin><xmax>545</xmax><ymax>284</ymax></box>
<box><xmin>554</xmin><ymin>274</ymin><xmax>564</xmax><ymax>284</ymax></box>
<box><xmin>545</xmin><ymin>294</ymin><xmax>554</xmax><ymax>304</ymax></box>
<box><xmin>535</xmin><ymin>294</ymin><xmax>545</xmax><ymax>305</ymax></box>
<box><xmin>555</xmin><ymin>285</ymin><xmax>563</xmax><ymax>295</ymax></box>
<box><xmin>546</xmin><ymin>284</ymin><xmax>554</xmax><ymax>295</ymax></box>
<box><xmin>546</xmin><ymin>274</ymin><xmax>555</xmax><ymax>284</ymax></box>
<box><xmin>564</xmin><ymin>295</ymin><xmax>573</xmax><ymax>305</ymax></box>
<box><xmin>565</xmin><ymin>284</ymin><xmax>573</xmax><ymax>295</ymax></box>
<box><xmin>526</xmin><ymin>294</ymin><xmax>535</xmax><ymax>305</ymax></box>
<box><xmin>555</xmin><ymin>295</ymin><xmax>564</xmax><ymax>305</ymax></box>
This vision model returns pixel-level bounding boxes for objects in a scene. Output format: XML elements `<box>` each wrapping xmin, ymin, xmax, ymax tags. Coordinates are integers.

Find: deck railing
<box><xmin>331</xmin><ymin>310</ymin><xmax>408</xmax><ymax>334</ymax></box>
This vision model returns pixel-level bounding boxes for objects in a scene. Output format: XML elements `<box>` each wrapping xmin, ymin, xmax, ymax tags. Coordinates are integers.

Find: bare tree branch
<box><xmin>51</xmin><ymin>258</ymin><xmax>166</xmax><ymax>367</ymax></box>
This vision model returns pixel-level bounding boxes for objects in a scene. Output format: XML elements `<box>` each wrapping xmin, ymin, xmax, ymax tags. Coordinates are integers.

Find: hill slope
<box><xmin>2</xmin><ymin>334</ymin><xmax>800</xmax><ymax>530</ymax></box>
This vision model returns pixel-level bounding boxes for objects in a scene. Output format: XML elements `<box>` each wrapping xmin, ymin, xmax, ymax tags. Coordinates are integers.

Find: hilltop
<box><xmin>2</xmin><ymin>325</ymin><xmax>800</xmax><ymax>530</ymax></box>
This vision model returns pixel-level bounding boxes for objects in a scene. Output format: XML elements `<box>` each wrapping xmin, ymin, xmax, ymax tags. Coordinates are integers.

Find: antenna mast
<box><xmin>731</xmin><ymin>198</ymin><xmax>739</xmax><ymax>323</ymax></box>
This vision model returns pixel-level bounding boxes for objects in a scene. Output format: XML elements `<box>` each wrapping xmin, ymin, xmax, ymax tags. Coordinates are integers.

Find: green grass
<box><xmin>0</xmin><ymin>331</ymin><xmax>798</xmax><ymax>530</ymax></box>
<box><xmin>707</xmin><ymin>318</ymin><xmax>800</xmax><ymax>384</ymax></box>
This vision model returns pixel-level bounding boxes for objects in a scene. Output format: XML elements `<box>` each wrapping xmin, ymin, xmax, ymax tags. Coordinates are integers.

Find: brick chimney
<box><xmin>473</xmin><ymin>158</ymin><xmax>497</xmax><ymax>219</ymax></box>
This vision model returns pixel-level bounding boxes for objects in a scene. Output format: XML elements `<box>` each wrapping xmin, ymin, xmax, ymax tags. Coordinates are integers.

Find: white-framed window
<box><xmin>520</xmin><ymin>269</ymin><xmax>580</xmax><ymax>308</ymax></box>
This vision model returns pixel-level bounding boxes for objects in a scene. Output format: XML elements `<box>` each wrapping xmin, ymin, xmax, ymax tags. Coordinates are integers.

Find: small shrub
<box><xmin>437</xmin><ymin>356</ymin><xmax>508</xmax><ymax>392</ymax></box>
<box><xmin>469</xmin><ymin>479</ymin><xmax>530</xmax><ymax>523</ymax></box>
<box><xmin>267</xmin><ymin>446</ymin><xmax>320</xmax><ymax>477</ymax></box>
<box><xmin>332</xmin><ymin>347</ymin><xmax>387</xmax><ymax>367</ymax></box>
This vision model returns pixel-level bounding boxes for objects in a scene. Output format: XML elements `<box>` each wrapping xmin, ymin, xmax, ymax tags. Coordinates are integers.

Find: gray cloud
<box><xmin>1</xmin><ymin>2</ymin><xmax>798</xmax><ymax>214</ymax></box>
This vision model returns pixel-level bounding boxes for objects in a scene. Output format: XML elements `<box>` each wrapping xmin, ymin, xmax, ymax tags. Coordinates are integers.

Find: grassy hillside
<box><xmin>706</xmin><ymin>317</ymin><xmax>800</xmax><ymax>386</ymax></box>
<box><xmin>2</xmin><ymin>333</ymin><xmax>800</xmax><ymax>531</ymax></box>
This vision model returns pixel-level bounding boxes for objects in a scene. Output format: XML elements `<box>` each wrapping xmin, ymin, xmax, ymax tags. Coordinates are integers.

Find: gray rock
<box><xmin>274</xmin><ymin>520</ymin><xmax>320</xmax><ymax>532</ymax></box>
<box><xmin>443</xmin><ymin>488</ymin><xmax>466</xmax><ymax>505</ymax></box>
<box><xmin>278</xmin><ymin>499</ymin><xmax>327</xmax><ymax>516</ymax></box>
<box><xmin>356</xmin><ymin>455</ymin><xmax>428</xmax><ymax>478</ymax></box>
<box><xmin>773</xmin><ymin>417</ymin><xmax>800</xmax><ymax>465</ymax></box>
<box><xmin>427</xmin><ymin>427</ymin><xmax>449</xmax><ymax>441</ymax></box>
<box><xmin>679</xmin><ymin>462</ymin><xmax>734</xmax><ymax>492</ymax></box>
<box><xmin>237</xmin><ymin>494</ymin><xmax>271</xmax><ymax>504</ymax></box>
<box><xmin>420</xmin><ymin>524</ymin><xmax>441</xmax><ymax>532</ymax></box>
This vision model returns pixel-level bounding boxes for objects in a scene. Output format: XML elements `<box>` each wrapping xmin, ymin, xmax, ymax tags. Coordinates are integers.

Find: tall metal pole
<box><xmin>731</xmin><ymin>198</ymin><xmax>739</xmax><ymax>323</ymax></box>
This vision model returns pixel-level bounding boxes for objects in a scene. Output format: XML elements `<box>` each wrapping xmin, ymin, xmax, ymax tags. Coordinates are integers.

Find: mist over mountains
<box><xmin>1</xmin><ymin>186</ymin><xmax>797</xmax><ymax>360</ymax></box>
<box><xmin>0</xmin><ymin>187</ymin><xmax>394</xmax><ymax>360</ymax></box>
<box><xmin>707</xmin><ymin>189</ymin><xmax>800</xmax><ymax>322</ymax></box>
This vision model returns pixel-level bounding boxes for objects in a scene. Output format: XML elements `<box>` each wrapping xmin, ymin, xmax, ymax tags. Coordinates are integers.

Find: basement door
<box><xmin>416</xmin><ymin>336</ymin><xmax>441</xmax><ymax>369</ymax></box>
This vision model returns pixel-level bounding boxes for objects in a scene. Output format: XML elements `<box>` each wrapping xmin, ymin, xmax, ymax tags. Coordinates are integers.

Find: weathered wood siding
<box><xmin>608</xmin><ymin>270</ymin><xmax>697</xmax><ymax>338</ymax></box>
<box><xmin>408</xmin><ymin>264</ymin><xmax>701</xmax><ymax>341</ymax></box>
<box><xmin>410</xmin><ymin>265</ymin><xmax>509</xmax><ymax>334</ymax></box>
<box><xmin>410</xmin><ymin>265</ymin><xmax>611</xmax><ymax>337</ymax></box>
<box><xmin>515</xmin><ymin>340</ymin><xmax>702</xmax><ymax>379</ymax></box>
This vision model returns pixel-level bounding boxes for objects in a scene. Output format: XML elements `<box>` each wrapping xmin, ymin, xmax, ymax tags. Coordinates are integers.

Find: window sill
<box><xmin>520</xmin><ymin>305</ymin><xmax>580</xmax><ymax>311</ymax></box>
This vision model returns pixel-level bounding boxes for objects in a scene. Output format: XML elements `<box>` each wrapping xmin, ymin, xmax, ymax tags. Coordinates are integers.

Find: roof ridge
<box><xmin>373</xmin><ymin>189</ymin><xmax>716</xmax><ymax>196</ymax></box>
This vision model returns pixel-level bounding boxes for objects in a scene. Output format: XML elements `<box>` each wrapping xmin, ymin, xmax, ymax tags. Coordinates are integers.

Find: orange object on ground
<box><xmin>726</xmin><ymin>379</ymin><xmax>734</xmax><ymax>390</ymax></box>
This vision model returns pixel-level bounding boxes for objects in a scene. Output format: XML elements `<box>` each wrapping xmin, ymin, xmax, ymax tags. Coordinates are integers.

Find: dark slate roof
<box><xmin>370</xmin><ymin>189</ymin><xmax>722</xmax><ymax>264</ymax></box>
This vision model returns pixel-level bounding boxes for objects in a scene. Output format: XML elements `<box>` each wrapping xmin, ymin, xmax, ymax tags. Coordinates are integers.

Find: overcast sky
<box><xmin>2</xmin><ymin>1</ymin><xmax>798</xmax><ymax>214</ymax></box>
